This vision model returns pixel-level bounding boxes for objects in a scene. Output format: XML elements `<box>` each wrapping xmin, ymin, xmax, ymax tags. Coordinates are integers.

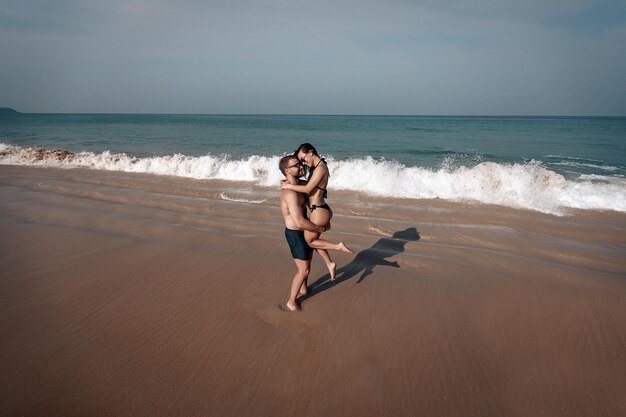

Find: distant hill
<box><xmin>0</xmin><ymin>107</ymin><xmax>20</xmax><ymax>114</ymax></box>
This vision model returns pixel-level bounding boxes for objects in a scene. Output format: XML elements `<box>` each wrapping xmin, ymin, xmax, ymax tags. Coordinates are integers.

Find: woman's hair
<box><xmin>294</xmin><ymin>143</ymin><xmax>318</xmax><ymax>157</ymax></box>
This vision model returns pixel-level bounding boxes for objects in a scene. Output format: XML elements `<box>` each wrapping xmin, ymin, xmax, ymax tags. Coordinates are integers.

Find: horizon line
<box><xmin>2</xmin><ymin>109</ymin><xmax>625</xmax><ymax>118</ymax></box>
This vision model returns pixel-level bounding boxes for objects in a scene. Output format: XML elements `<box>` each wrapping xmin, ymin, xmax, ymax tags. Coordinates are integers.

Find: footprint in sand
<box><xmin>252</xmin><ymin>304</ymin><xmax>323</xmax><ymax>329</ymax></box>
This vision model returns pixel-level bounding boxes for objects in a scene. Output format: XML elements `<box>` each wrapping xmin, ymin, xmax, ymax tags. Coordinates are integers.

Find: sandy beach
<box><xmin>1</xmin><ymin>165</ymin><xmax>625</xmax><ymax>417</ymax></box>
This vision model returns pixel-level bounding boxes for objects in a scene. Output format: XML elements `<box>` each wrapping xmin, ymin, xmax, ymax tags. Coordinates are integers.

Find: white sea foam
<box><xmin>2</xmin><ymin>143</ymin><xmax>625</xmax><ymax>215</ymax></box>
<box><xmin>331</xmin><ymin>156</ymin><xmax>626</xmax><ymax>215</ymax></box>
<box><xmin>550</xmin><ymin>161</ymin><xmax>620</xmax><ymax>171</ymax></box>
<box><xmin>219</xmin><ymin>192</ymin><xmax>266</xmax><ymax>204</ymax></box>
<box><xmin>545</xmin><ymin>154</ymin><xmax>604</xmax><ymax>163</ymax></box>
<box><xmin>0</xmin><ymin>143</ymin><xmax>285</xmax><ymax>186</ymax></box>
<box><xmin>578</xmin><ymin>174</ymin><xmax>624</xmax><ymax>182</ymax></box>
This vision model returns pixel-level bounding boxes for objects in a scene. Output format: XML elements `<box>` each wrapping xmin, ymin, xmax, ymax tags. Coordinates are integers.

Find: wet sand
<box><xmin>1</xmin><ymin>165</ymin><xmax>625</xmax><ymax>417</ymax></box>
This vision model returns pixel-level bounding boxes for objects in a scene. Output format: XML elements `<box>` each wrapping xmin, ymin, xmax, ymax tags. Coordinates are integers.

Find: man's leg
<box><xmin>287</xmin><ymin>259</ymin><xmax>310</xmax><ymax>311</ymax></box>
<box><xmin>299</xmin><ymin>275</ymin><xmax>308</xmax><ymax>296</ymax></box>
<box><xmin>299</xmin><ymin>252</ymin><xmax>313</xmax><ymax>296</ymax></box>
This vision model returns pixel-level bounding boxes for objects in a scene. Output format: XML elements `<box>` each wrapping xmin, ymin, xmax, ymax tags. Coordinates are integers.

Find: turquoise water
<box><xmin>2</xmin><ymin>114</ymin><xmax>625</xmax><ymax>176</ymax></box>
<box><xmin>1</xmin><ymin>114</ymin><xmax>625</xmax><ymax>214</ymax></box>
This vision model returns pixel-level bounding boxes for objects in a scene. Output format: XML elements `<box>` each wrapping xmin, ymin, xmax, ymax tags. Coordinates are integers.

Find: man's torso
<box><xmin>280</xmin><ymin>189</ymin><xmax>306</xmax><ymax>230</ymax></box>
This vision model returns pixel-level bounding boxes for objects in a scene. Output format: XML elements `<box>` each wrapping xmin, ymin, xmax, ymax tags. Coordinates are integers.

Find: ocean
<box><xmin>1</xmin><ymin>113</ymin><xmax>625</xmax><ymax>215</ymax></box>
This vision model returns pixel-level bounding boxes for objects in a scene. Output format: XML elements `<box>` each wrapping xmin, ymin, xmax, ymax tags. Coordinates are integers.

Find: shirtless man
<box><xmin>279</xmin><ymin>155</ymin><xmax>329</xmax><ymax>311</ymax></box>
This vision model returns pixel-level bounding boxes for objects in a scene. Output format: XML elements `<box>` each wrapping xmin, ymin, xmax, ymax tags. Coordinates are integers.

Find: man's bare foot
<box><xmin>298</xmin><ymin>287</ymin><xmax>308</xmax><ymax>296</ymax></box>
<box><xmin>327</xmin><ymin>261</ymin><xmax>337</xmax><ymax>281</ymax></box>
<box><xmin>337</xmin><ymin>242</ymin><xmax>355</xmax><ymax>254</ymax></box>
<box><xmin>285</xmin><ymin>300</ymin><xmax>300</xmax><ymax>312</ymax></box>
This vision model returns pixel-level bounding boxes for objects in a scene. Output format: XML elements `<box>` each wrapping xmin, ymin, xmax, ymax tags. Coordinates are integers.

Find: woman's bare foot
<box><xmin>327</xmin><ymin>261</ymin><xmax>337</xmax><ymax>281</ymax></box>
<box><xmin>298</xmin><ymin>287</ymin><xmax>308</xmax><ymax>296</ymax></box>
<box><xmin>337</xmin><ymin>242</ymin><xmax>355</xmax><ymax>254</ymax></box>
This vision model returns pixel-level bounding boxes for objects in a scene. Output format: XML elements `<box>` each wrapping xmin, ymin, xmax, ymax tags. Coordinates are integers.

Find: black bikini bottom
<box><xmin>310</xmin><ymin>203</ymin><xmax>331</xmax><ymax>212</ymax></box>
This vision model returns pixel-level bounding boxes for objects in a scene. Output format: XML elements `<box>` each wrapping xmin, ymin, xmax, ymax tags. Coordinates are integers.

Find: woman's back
<box><xmin>308</xmin><ymin>161</ymin><xmax>329</xmax><ymax>205</ymax></box>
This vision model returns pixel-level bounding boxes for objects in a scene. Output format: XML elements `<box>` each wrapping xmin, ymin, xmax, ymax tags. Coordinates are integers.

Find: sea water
<box><xmin>1</xmin><ymin>114</ymin><xmax>625</xmax><ymax>215</ymax></box>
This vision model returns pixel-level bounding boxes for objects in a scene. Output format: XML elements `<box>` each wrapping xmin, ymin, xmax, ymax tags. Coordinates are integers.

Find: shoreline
<box><xmin>1</xmin><ymin>165</ymin><xmax>625</xmax><ymax>416</ymax></box>
<box><xmin>3</xmin><ymin>140</ymin><xmax>626</xmax><ymax>216</ymax></box>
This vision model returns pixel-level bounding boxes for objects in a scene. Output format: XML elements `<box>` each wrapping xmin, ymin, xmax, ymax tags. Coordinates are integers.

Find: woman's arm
<box><xmin>281</xmin><ymin>166</ymin><xmax>325</xmax><ymax>193</ymax></box>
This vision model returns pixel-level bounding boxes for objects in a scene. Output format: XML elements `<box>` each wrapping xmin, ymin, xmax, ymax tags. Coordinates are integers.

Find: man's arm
<box><xmin>285</xmin><ymin>191</ymin><xmax>328</xmax><ymax>233</ymax></box>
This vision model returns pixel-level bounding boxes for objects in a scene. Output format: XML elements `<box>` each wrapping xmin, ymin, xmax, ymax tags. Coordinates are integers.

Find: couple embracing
<box><xmin>279</xmin><ymin>143</ymin><xmax>354</xmax><ymax>312</ymax></box>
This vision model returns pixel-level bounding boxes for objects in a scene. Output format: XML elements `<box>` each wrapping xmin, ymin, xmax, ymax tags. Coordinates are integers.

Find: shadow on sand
<box><xmin>304</xmin><ymin>227</ymin><xmax>420</xmax><ymax>299</ymax></box>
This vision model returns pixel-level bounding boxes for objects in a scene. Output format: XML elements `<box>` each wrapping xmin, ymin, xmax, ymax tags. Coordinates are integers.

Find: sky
<box><xmin>1</xmin><ymin>0</ymin><xmax>625</xmax><ymax>115</ymax></box>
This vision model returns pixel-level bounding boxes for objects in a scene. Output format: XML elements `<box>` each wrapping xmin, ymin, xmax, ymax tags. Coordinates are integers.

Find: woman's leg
<box><xmin>315</xmin><ymin>248</ymin><xmax>336</xmax><ymax>281</ymax></box>
<box><xmin>304</xmin><ymin>229</ymin><xmax>338</xmax><ymax>280</ymax></box>
<box><xmin>305</xmin><ymin>208</ymin><xmax>354</xmax><ymax>254</ymax></box>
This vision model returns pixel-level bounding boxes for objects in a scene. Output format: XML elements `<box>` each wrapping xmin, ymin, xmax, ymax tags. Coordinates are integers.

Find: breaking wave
<box><xmin>2</xmin><ymin>143</ymin><xmax>625</xmax><ymax>216</ymax></box>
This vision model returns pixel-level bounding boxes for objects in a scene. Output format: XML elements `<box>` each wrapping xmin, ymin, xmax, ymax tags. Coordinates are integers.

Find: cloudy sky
<box><xmin>1</xmin><ymin>0</ymin><xmax>625</xmax><ymax>115</ymax></box>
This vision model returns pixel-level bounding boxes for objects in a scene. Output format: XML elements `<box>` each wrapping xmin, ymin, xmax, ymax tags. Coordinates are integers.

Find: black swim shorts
<box><xmin>284</xmin><ymin>228</ymin><xmax>313</xmax><ymax>261</ymax></box>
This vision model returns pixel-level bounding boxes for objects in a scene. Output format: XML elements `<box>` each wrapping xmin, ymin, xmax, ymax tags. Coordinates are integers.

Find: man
<box><xmin>279</xmin><ymin>155</ymin><xmax>329</xmax><ymax>311</ymax></box>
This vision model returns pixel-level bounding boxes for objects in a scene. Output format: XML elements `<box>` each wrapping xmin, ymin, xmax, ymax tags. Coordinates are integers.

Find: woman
<box><xmin>281</xmin><ymin>143</ymin><xmax>353</xmax><ymax>281</ymax></box>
